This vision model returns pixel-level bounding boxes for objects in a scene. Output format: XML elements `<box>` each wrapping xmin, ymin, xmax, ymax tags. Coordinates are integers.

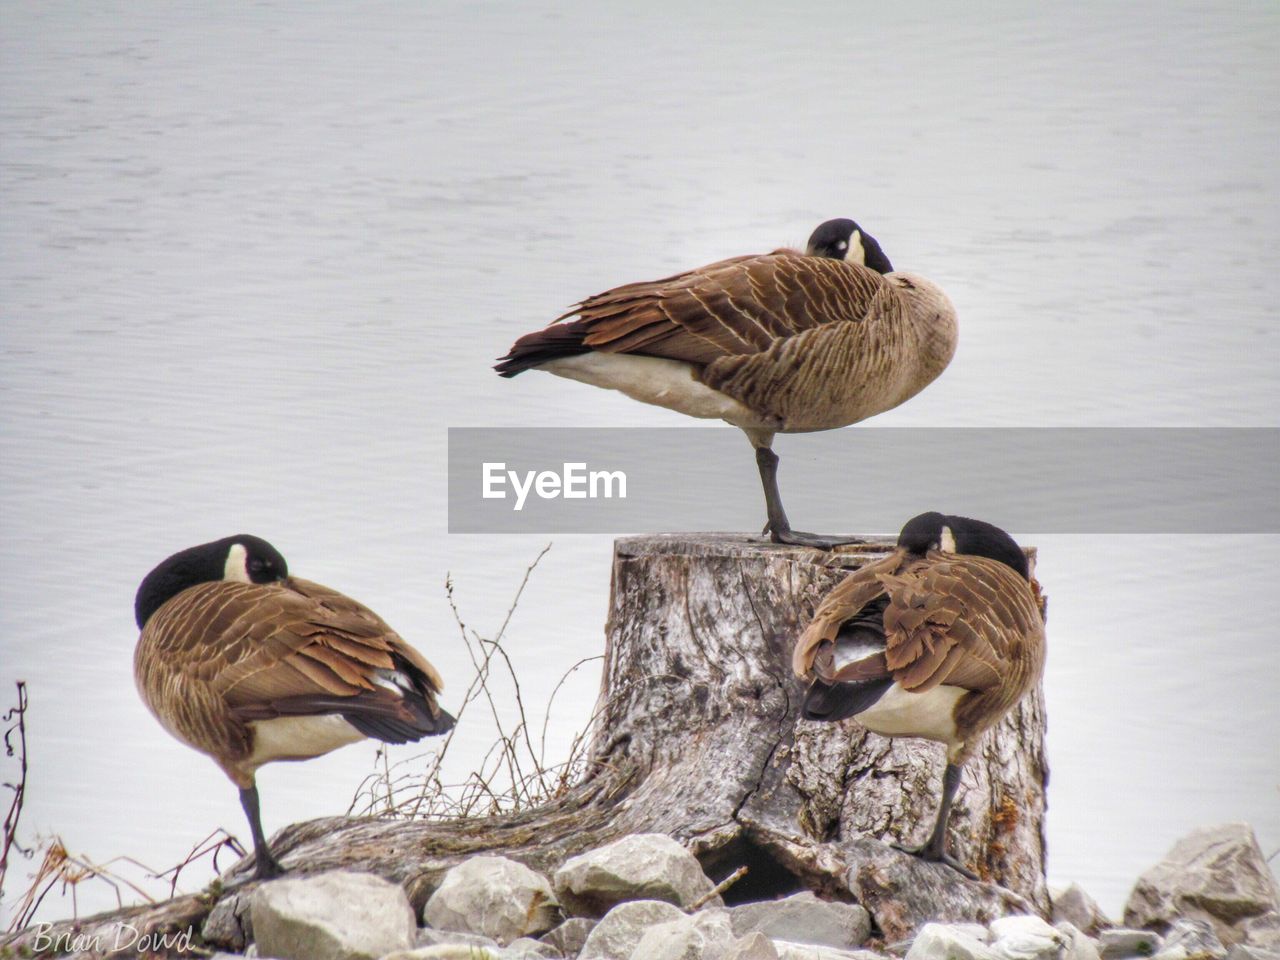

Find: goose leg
<box><xmin>893</xmin><ymin>761</ymin><xmax>977</xmax><ymax>879</ymax></box>
<box><xmin>239</xmin><ymin>784</ymin><xmax>284</xmax><ymax>880</ymax></box>
<box><xmin>755</xmin><ymin>446</ymin><xmax>860</xmax><ymax>549</ymax></box>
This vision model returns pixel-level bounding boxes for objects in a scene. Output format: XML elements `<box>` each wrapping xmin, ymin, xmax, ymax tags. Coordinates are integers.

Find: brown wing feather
<box><xmin>792</xmin><ymin>551</ymin><xmax>906</xmax><ymax>678</ymax></box>
<box><xmin>794</xmin><ymin>550</ymin><xmax>1044</xmax><ymax>694</ymax></box>
<box><xmin>498</xmin><ymin>252</ymin><xmax>889</xmax><ymax>376</ymax></box>
<box><xmin>134</xmin><ymin>577</ymin><xmax>447</xmax><ymax>768</ymax></box>
<box><xmin>878</xmin><ymin>554</ymin><xmax>1044</xmax><ymax>703</ymax></box>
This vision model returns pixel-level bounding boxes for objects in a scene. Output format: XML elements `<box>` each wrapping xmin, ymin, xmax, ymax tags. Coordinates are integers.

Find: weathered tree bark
<box><xmin>583</xmin><ymin>535</ymin><xmax>1050</xmax><ymax>933</ymax></box>
<box><xmin>4</xmin><ymin>535</ymin><xmax>1049</xmax><ymax>955</ymax></box>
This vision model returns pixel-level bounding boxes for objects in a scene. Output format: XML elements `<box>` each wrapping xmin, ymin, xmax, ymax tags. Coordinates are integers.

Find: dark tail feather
<box><xmin>494</xmin><ymin>321</ymin><xmax>593</xmax><ymax>377</ymax></box>
<box><xmin>801</xmin><ymin>676</ymin><xmax>894</xmax><ymax>723</ymax></box>
<box><xmin>343</xmin><ymin>691</ymin><xmax>455</xmax><ymax>744</ymax></box>
<box><xmin>235</xmin><ymin>690</ymin><xmax>455</xmax><ymax>744</ymax></box>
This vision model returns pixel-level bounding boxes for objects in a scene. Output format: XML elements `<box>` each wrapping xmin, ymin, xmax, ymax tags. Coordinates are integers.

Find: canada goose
<box><xmin>792</xmin><ymin>512</ymin><xmax>1045</xmax><ymax>876</ymax></box>
<box><xmin>495</xmin><ymin>218</ymin><xmax>957</xmax><ymax>548</ymax></box>
<box><xmin>133</xmin><ymin>535</ymin><xmax>454</xmax><ymax>879</ymax></box>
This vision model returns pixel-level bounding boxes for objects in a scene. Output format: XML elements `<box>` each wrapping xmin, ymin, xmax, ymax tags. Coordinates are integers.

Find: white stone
<box><xmin>577</xmin><ymin>899</ymin><xmax>687</xmax><ymax>960</ymax></box>
<box><xmin>381</xmin><ymin>948</ymin><xmax>505</xmax><ymax>960</ymax></box>
<box><xmin>630</xmin><ymin>910</ymin><xmax>736</xmax><ymax>960</ymax></box>
<box><xmin>990</xmin><ymin>915</ymin><xmax>1067</xmax><ymax>960</ymax></box>
<box><xmin>1125</xmin><ymin>823</ymin><xmax>1280</xmax><ymax>950</ymax></box>
<box><xmin>1165</xmin><ymin>919</ymin><xmax>1227</xmax><ymax>959</ymax></box>
<box><xmin>540</xmin><ymin>917</ymin><xmax>596</xmax><ymax>955</ymax></box>
<box><xmin>1055</xmin><ymin>922</ymin><xmax>1103</xmax><ymax>960</ymax></box>
<box><xmin>1225</xmin><ymin>947</ymin><xmax>1280</xmax><ymax>960</ymax></box>
<box><xmin>907</xmin><ymin>923</ymin><xmax>1002</xmax><ymax>960</ymax></box>
<box><xmin>728</xmin><ymin>892</ymin><xmax>871</xmax><ymax>948</ymax></box>
<box><xmin>723</xmin><ymin>933</ymin><xmax>781</xmax><ymax>960</ymax></box>
<box><xmin>772</xmin><ymin>941</ymin><xmax>882</xmax><ymax>960</ymax></box>
<box><xmin>414</xmin><ymin>928</ymin><xmax>502</xmax><ymax>949</ymax></box>
<box><xmin>1099</xmin><ymin>929</ymin><xmax>1163</xmax><ymax>959</ymax></box>
<box><xmin>507</xmin><ymin>937</ymin><xmax>564</xmax><ymax>958</ymax></box>
<box><xmin>249</xmin><ymin>871</ymin><xmax>415</xmax><ymax>960</ymax></box>
<box><xmin>1051</xmin><ymin>884</ymin><xmax>1110</xmax><ymax>935</ymax></box>
<box><xmin>553</xmin><ymin>834</ymin><xmax>719</xmax><ymax>916</ymax></box>
<box><xmin>423</xmin><ymin>855</ymin><xmax>561</xmax><ymax>946</ymax></box>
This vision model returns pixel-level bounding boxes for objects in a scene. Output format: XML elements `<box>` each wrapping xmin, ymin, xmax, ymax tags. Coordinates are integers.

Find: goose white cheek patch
<box><xmin>223</xmin><ymin>543</ymin><xmax>251</xmax><ymax>582</ymax></box>
<box><xmin>848</xmin><ymin>229</ymin><xmax>866</xmax><ymax>265</ymax></box>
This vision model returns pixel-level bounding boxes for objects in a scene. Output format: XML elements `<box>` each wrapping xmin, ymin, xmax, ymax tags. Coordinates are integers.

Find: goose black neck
<box><xmin>134</xmin><ymin>540</ymin><xmax>228</xmax><ymax>628</ymax></box>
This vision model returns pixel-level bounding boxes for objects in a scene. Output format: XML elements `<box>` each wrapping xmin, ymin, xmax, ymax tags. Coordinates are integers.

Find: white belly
<box><xmin>541</xmin><ymin>353</ymin><xmax>772</xmax><ymax>428</ymax></box>
<box><xmin>855</xmin><ymin>683</ymin><xmax>966</xmax><ymax>746</ymax></box>
<box><xmin>246</xmin><ymin>715</ymin><xmax>366</xmax><ymax>770</ymax></box>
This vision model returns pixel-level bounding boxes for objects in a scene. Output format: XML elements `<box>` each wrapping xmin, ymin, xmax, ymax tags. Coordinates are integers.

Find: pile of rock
<box><xmin>201</xmin><ymin>823</ymin><xmax>1277</xmax><ymax>960</ymax></box>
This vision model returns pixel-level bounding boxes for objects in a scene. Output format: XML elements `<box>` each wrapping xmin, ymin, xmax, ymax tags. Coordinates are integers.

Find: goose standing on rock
<box><xmin>133</xmin><ymin>535</ymin><xmax>455</xmax><ymax>879</ymax></box>
<box><xmin>495</xmin><ymin>218</ymin><xmax>958</xmax><ymax>548</ymax></box>
<box><xmin>792</xmin><ymin>512</ymin><xmax>1046</xmax><ymax>876</ymax></box>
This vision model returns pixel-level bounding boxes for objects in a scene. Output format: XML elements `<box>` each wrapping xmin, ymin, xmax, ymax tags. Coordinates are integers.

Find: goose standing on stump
<box><xmin>792</xmin><ymin>512</ymin><xmax>1046</xmax><ymax>876</ymax></box>
<box><xmin>133</xmin><ymin>535</ymin><xmax>455</xmax><ymax>879</ymax></box>
<box><xmin>495</xmin><ymin>218</ymin><xmax>958</xmax><ymax>548</ymax></box>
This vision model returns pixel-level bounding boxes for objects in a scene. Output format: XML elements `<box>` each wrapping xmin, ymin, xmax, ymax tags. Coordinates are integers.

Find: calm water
<box><xmin>2</xmin><ymin>2</ymin><xmax>1278</xmax><ymax>923</ymax></box>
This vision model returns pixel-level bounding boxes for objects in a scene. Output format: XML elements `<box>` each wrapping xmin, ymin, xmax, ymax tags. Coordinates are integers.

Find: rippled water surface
<box><xmin>2</xmin><ymin>2</ymin><xmax>1278</xmax><ymax>922</ymax></box>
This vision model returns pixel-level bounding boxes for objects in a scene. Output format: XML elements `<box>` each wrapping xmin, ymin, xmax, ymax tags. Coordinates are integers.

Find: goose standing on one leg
<box><xmin>133</xmin><ymin>534</ymin><xmax>455</xmax><ymax>879</ymax></box>
<box><xmin>792</xmin><ymin>512</ymin><xmax>1046</xmax><ymax>876</ymax></box>
<box><xmin>494</xmin><ymin>218</ymin><xmax>958</xmax><ymax>548</ymax></box>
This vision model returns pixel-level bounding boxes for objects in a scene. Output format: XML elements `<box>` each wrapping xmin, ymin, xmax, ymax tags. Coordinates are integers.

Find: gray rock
<box><xmin>1225</xmin><ymin>947</ymin><xmax>1280</xmax><ymax>960</ymax></box>
<box><xmin>540</xmin><ymin>917</ymin><xmax>597</xmax><ymax>955</ymax></box>
<box><xmin>249</xmin><ymin>871</ymin><xmax>415</xmax><ymax>960</ymax></box>
<box><xmin>553</xmin><ymin>833</ymin><xmax>719</xmax><ymax>916</ymax></box>
<box><xmin>1240</xmin><ymin>916</ymin><xmax>1280</xmax><ymax>953</ymax></box>
<box><xmin>843</xmin><ymin>838</ymin><xmax>1036</xmax><ymax>942</ymax></box>
<box><xmin>1099</xmin><ymin>929</ymin><xmax>1163</xmax><ymax>959</ymax></box>
<box><xmin>382</xmin><ymin>949</ymin><xmax>505</xmax><ymax>960</ymax></box>
<box><xmin>415</xmin><ymin>927</ymin><xmax>503</xmax><ymax>949</ymax></box>
<box><xmin>1052</xmin><ymin>884</ymin><xmax>1111</xmax><ymax>936</ymax></box>
<box><xmin>577</xmin><ymin>899</ymin><xmax>687</xmax><ymax>960</ymax></box>
<box><xmin>424</xmin><ymin>855</ymin><xmax>562</xmax><ymax>946</ymax></box>
<box><xmin>990</xmin><ymin>915</ymin><xmax>1068</xmax><ymax>960</ymax></box>
<box><xmin>906</xmin><ymin>923</ymin><xmax>1001</xmax><ymax>960</ymax></box>
<box><xmin>1056</xmin><ymin>922</ymin><xmax>1103</xmax><ymax>960</ymax></box>
<box><xmin>1124</xmin><ymin>823</ymin><xmax>1280</xmax><ymax>949</ymax></box>
<box><xmin>204</xmin><ymin>890</ymin><xmax>254</xmax><ymax>952</ymax></box>
<box><xmin>728</xmin><ymin>892</ymin><xmax>871</xmax><ymax>948</ymax></box>
<box><xmin>508</xmin><ymin>936</ymin><xmax>564</xmax><ymax>958</ymax></box>
<box><xmin>1164</xmin><ymin>919</ymin><xmax>1226</xmax><ymax>959</ymax></box>
<box><xmin>772</xmin><ymin>942</ymin><xmax>883</xmax><ymax>960</ymax></box>
<box><xmin>630</xmin><ymin>910</ymin><xmax>736</xmax><ymax>960</ymax></box>
<box><xmin>723</xmin><ymin>933</ymin><xmax>781</xmax><ymax>960</ymax></box>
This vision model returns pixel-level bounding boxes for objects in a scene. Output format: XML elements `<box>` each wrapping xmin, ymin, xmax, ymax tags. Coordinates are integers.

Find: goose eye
<box><xmin>836</xmin><ymin>240</ymin><xmax>848</xmax><ymax>250</ymax></box>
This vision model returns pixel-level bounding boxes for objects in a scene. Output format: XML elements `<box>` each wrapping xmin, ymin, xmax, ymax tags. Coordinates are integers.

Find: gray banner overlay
<box><xmin>448</xmin><ymin>428</ymin><xmax>1279</xmax><ymax>534</ymax></box>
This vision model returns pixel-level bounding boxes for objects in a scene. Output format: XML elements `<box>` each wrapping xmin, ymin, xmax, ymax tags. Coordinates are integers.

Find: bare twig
<box><xmin>348</xmin><ymin>544</ymin><xmax>611</xmax><ymax>823</ymax></box>
<box><xmin>1</xmin><ymin>681</ymin><xmax>30</xmax><ymax>894</ymax></box>
<box><xmin>689</xmin><ymin>866</ymin><xmax>748</xmax><ymax>911</ymax></box>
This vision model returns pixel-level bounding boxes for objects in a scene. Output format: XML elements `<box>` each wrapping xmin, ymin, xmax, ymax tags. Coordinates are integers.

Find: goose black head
<box><xmin>134</xmin><ymin>534</ymin><xmax>288</xmax><ymax>629</ymax></box>
<box><xmin>806</xmin><ymin>217</ymin><xmax>894</xmax><ymax>274</ymax></box>
<box><xmin>897</xmin><ymin>512</ymin><xmax>1030</xmax><ymax>581</ymax></box>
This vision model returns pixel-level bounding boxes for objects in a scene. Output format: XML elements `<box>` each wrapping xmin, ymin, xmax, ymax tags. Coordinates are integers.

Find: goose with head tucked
<box><xmin>495</xmin><ymin>218</ymin><xmax>958</xmax><ymax>549</ymax></box>
<box><xmin>792</xmin><ymin>512</ymin><xmax>1046</xmax><ymax>876</ymax></box>
<box><xmin>133</xmin><ymin>534</ymin><xmax>455</xmax><ymax>879</ymax></box>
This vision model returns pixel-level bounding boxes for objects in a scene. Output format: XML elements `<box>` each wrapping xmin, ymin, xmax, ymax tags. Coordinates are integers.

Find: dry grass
<box><xmin>348</xmin><ymin>544</ymin><xmax>604</xmax><ymax>820</ymax></box>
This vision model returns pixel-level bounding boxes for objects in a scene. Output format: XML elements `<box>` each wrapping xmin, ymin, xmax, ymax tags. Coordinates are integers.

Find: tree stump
<box><xmin>591</xmin><ymin>535</ymin><xmax>1049</xmax><ymax>933</ymax></box>
<box><xmin>4</xmin><ymin>535</ymin><xmax>1049</xmax><ymax>954</ymax></box>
